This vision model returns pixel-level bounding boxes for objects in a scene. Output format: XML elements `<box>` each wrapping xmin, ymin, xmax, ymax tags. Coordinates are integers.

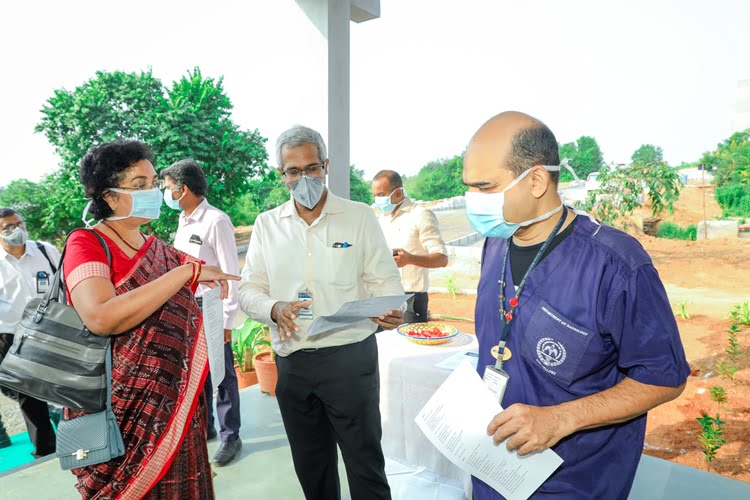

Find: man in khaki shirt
<box><xmin>371</xmin><ymin>170</ymin><xmax>448</xmax><ymax>323</ymax></box>
<box><xmin>239</xmin><ymin>125</ymin><xmax>403</xmax><ymax>500</ymax></box>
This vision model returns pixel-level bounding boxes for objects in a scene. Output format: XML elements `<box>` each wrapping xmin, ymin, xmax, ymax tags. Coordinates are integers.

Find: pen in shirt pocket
<box><xmin>332</xmin><ymin>242</ymin><xmax>353</xmax><ymax>248</ymax></box>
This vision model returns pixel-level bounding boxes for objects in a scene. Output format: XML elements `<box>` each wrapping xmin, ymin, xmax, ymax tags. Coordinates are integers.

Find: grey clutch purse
<box><xmin>56</xmin><ymin>342</ymin><xmax>125</xmax><ymax>470</ymax></box>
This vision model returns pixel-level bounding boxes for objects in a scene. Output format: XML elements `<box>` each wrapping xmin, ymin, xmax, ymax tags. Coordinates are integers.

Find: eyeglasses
<box><xmin>282</xmin><ymin>164</ymin><xmax>325</xmax><ymax>181</ymax></box>
<box><xmin>1</xmin><ymin>222</ymin><xmax>25</xmax><ymax>234</ymax></box>
<box><xmin>114</xmin><ymin>180</ymin><xmax>166</xmax><ymax>191</ymax></box>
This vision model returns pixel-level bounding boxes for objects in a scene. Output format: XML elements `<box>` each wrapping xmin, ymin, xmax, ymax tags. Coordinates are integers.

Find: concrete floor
<box><xmin>0</xmin><ymin>387</ymin><xmax>349</xmax><ymax>500</ymax></box>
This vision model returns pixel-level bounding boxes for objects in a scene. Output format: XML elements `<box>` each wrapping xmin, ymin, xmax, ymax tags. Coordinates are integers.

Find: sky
<box><xmin>1</xmin><ymin>0</ymin><xmax>749</xmax><ymax>188</ymax></box>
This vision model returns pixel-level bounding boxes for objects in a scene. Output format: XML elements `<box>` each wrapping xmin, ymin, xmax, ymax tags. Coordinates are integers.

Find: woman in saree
<box><xmin>63</xmin><ymin>139</ymin><xmax>239</xmax><ymax>499</ymax></box>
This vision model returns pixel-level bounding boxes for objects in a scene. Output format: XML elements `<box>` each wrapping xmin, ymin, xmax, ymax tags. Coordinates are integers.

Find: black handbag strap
<box><xmin>38</xmin><ymin>229</ymin><xmax>112</xmax><ymax>315</ymax></box>
<box><xmin>34</xmin><ymin>228</ymin><xmax>115</xmax><ymax>413</ymax></box>
<box><xmin>35</xmin><ymin>241</ymin><xmax>58</xmax><ymax>274</ymax></box>
<box><xmin>105</xmin><ymin>341</ymin><xmax>113</xmax><ymax>413</ymax></box>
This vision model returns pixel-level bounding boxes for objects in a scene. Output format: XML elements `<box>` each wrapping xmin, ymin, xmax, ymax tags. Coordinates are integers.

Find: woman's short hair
<box><xmin>80</xmin><ymin>140</ymin><xmax>155</xmax><ymax>220</ymax></box>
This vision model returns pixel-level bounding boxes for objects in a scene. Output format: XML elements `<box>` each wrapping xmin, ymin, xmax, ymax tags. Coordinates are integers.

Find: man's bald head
<box><xmin>466</xmin><ymin>111</ymin><xmax>560</xmax><ymax>184</ymax></box>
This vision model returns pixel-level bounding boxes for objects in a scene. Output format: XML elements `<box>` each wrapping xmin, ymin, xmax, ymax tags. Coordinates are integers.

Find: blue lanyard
<box><xmin>494</xmin><ymin>205</ymin><xmax>568</xmax><ymax>369</ymax></box>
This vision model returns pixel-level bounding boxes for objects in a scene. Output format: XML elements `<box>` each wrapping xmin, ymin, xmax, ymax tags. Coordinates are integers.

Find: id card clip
<box><xmin>483</xmin><ymin>365</ymin><xmax>510</xmax><ymax>404</ymax></box>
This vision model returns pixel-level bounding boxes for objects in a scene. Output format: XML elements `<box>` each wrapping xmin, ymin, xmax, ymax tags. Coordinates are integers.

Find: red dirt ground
<box><xmin>427</xmin><ymin>186</ymin><xmax>750</xmax><ymax>483</ymax></box>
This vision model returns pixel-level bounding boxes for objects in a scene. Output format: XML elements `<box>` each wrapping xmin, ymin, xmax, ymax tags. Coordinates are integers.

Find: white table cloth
<box><xmin>377</xmin><ymin>329</ymin><xmax>478</xmax><ymax>497</ymax></box>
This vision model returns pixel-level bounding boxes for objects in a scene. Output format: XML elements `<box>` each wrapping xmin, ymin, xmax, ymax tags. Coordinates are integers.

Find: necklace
<box><xmin>101</xmin><ymin>220</ymin><xmax>146</xmax><ymax>252</ymax></box>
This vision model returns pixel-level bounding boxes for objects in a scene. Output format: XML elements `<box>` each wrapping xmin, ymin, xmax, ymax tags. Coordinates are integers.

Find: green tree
<box><xmin>558</xmin><ymin>136</ymin><xmax>604</xmax><ymax>181</ymax></box>
<box><xmin>410</xmin><ymin>155</ymin><xmax>464</xmax><ymax>201</ymax></box>
<box><xmin>699</xmin><ymin>130</ymin><xmax>750</xmax><ymax>216</ymax></box>
<box><xmin>631</xmin><ymin>144</ymin><xmax>664</xmax><ymax>166</ymax></box>
<box><xmin>0</xmin><ymin>179</ymin><xmax>52</xmax><ymax>240</ymax></box>
<box><xmin>583</xmin><ymin>161</ymin><xmax>681</xmax><ymax>224</ymax></box>
<box><xmin>34</xmin><ymin>68</ymin><xmax>268</xmax><ymax>241</ymax></box>
<box><xmin>349</xmin><ymin>166</ymin><xmax>374</xmax><ymax>205</ymax></box>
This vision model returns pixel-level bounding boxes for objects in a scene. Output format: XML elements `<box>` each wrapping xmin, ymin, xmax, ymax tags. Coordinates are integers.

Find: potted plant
<box><xmin>232</xmin><ymin>318</ymin><xmax>271</xmax><ymax>389</ymax></box>
<box><xmin>254</xmin><ymin>347</ymin><xmax>278</xmax><ymax>397</ymax></box>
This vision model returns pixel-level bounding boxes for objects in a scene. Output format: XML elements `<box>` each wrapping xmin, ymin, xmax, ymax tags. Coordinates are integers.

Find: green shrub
<box><xmin>715</xmin><ymin>184</ymin><xmax>750</xmax><ymax>217</ymax></box>
<box><xmin>657</xmin><ymin>221</ymin><xmax>697</xmax><ymax>240</ymax></box>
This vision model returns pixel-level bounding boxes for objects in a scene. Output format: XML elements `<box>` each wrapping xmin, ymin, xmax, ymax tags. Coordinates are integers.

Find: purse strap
<box><xmin>34</xmin><ymin>228</ymin><xmax>116</xmax><ymax>412</ymax></box>
<box><xmin>105</xmin><ymin>340</ymin><xmax>113</xmax><ymax>413</ymax></box>
<box><xmin>36</xmin><ymin>229</ymin><xmax>112</xmax><ymax>316</ymax></box>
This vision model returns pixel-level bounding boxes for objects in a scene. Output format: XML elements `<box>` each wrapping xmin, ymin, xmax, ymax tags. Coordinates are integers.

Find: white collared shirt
<box><xmin>173</xmin><ymin>198</ymin><xmax>239</xmax><ymax>330</ymax></box>
<box><xmin>377</xmin><ymin>197</ymin><xmax>447</xmax><ymax>293</ymax></box>
<box><xmin>0</xmin><ymin>240</ymin><xmax>61</xmax><ymax>334</ymax></box>
<box><xmin>238</xmin><ymin>192</ymin><xmax>405</xmax><ymax>357</ymax></box>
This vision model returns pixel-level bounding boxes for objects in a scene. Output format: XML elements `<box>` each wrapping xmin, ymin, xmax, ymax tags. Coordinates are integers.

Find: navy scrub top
<box><xmin>472</xmin><ymin>214</ymin><xmax>690</xmax><ymax>500</ymax></box>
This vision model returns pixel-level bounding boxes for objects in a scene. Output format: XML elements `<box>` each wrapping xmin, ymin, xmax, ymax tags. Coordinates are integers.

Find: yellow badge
<box><xmin>490</xmin><ymin>345</ymin><xmax>512</xmax><ymax>361</ymax></box>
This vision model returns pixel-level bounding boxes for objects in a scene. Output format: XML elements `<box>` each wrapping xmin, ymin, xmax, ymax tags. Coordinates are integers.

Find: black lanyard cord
<box><xmin>494</xmin><ymin>205</ymin><xmax>568</xmax><ymax>369</ymax></box>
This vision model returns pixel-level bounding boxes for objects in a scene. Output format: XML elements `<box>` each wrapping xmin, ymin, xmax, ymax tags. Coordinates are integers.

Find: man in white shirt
<box><xmin>239</xmin><ymin>125</ymin><xmax>404</xmax><ymax>500</ymax></box>
<box><xmin>0</xmin><ymin>208</ymin><xmax>58</xmax><ymax>458</ymax></box>
<box><xmin>372</xmin><ymin>171</ymin><xmax>448</xmax><ymax>323</ymax></box>
<box><xmin>161</xmin><ymin>160</ymin><xmax>243</xmax><ymax>467</ymax></box>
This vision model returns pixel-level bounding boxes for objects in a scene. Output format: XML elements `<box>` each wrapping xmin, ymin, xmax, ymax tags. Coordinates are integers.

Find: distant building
<box><xmin>732</xmin><ymin>79</ymin><xmax>750</xmax><ymax>133</ymax></box>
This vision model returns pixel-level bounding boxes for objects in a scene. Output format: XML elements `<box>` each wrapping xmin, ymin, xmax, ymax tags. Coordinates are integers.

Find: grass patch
<box><xmin>657</xmin><ymin>221</ymin><xmax>697</xmax><ymax>241</ymax></box>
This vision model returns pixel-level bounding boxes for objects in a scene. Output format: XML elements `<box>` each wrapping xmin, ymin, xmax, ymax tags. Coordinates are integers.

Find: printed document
<box><xmin>202</xmin><ymin>286</ymin><xmax>226</xmax><ymax>389</ymax></box>
<box><xmin>415</xmin><ymin>361</ymin><xmax>563</xmax><ymax>500</ymax></box>
<box><xmin>307</xmin><ymin>294</ymin><xmax>413</xmax><ymax>336</ymax></box>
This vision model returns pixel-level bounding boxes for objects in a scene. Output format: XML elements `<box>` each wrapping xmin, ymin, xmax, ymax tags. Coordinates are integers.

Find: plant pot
<box><xmin>253</xmin><ymin>352</ymin><xmax>277</xmax><ymax>397</ymax></box>
<box><xmin>235</xmin><ymin>367</ymin><xmax>258</xmax><ymax>389</ymax></box>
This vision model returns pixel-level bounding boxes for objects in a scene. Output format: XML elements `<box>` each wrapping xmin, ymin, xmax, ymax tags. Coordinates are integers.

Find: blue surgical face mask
<box><xmin>107</xmin><ymin>187</ymin><xmax>163</xmax><ymax>221</ymax></box>
<box><xmin>163</xmin><ymin>187</ymin><xmax>185</xmax><ymax>211</ymax></box>
<box><xmin>465</xmin><ymin>165</ymin><xmax>564</xmax><ymax>239</ymax></box>
<box><xmin>291</xmin><ymin>175</ymin><xmax>325</xmax><ymax>210</ymax></box>
<box><xmin>375</xmin><ymin>188</ymin><xmax>404</xmax><ymax>215</ymax></box>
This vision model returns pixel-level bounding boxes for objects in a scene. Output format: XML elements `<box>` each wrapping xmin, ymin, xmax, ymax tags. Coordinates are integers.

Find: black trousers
<box><xmin>404</xmin><ymin>292</ymin><xmax>429</xmax><ymax>323</ymax></box>
<box><xmin>275</xmin><ymin>335</ymin><xmax>391</xmax><ymax>500</ymax></box>
<box><xmin>0</xmin><ymin>333</ymin><xmax>56</xmax><ymax>458</ymax></box>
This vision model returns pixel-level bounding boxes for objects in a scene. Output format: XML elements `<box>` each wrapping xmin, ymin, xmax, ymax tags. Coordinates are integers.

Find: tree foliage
<box><xmin>700</xmin><ymin>129</ymin><xmax>750</xmax><ymax>216</ymax></box>
<box><xmin>631</xmin><ymin>144</ymin><xmax>664</xmax><ymax>166</ymax></box>
<box><xmin>31</xmin><ymin>68</ymin><xmax>268</xmax><ymax>241</ymax></box>
<box><xmin>349</xmin><ymin>166</ymin><xmax>374</xmax><ymax>205</ymax></box>
<box><xmin>558</xmin><ymin>136</ymin><xmax>604</xmax><ymax>181</ymax></box>
<box><xmin>583</xmin><ymin>161</ymin><xmax>681</xmax><ymax>224</ymax></box>
<box><xmin>409</xmin><ymin>155</ymin><xmax>465</xmax><ymax>201</ymax></box>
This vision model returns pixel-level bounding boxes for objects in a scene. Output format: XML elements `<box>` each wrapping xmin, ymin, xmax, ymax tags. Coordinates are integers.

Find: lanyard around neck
<box><xmin>494</xmin><ymin>205</ymin><xmax>568</xmax><ymax>369</ymax></box>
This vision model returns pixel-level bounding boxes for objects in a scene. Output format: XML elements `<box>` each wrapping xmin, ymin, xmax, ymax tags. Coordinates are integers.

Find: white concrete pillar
<box><xmin>327</xmin><ymin>0</ymin><xmax>351</xmax><ymax>199</ymax></box>
<box><xmin>294</xmin><ymin>0</ymin><xmax>379</xmax><ymax>199</ymax></box>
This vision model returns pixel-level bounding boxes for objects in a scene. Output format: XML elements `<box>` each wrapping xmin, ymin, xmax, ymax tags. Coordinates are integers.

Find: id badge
<box><xmin>297</xmin><ymin>291</ymin><xmax>313</xmax><ymax>319</ymax></box>
<box><xmin>36</xmin><ymin>271</ymin><xmax>50</xmax><ymax>294</ymax></box>
<box><xmin>483</xmin><ymin>365</ymin><xmax>510</xmax><ymax>403</ymax></box>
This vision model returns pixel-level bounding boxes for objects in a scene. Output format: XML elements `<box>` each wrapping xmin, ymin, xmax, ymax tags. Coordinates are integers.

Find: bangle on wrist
<box><xmin>186</xmin><ymin>262</ymin><xmax>197</xmax><ymax>286</ymax></box>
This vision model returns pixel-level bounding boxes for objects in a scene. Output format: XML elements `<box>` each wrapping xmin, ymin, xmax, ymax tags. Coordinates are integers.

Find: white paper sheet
<box><xmin>435</xmin><ymin>351</ymin><xmax>479</xmax><ymax>371</ymax></box>
<box><xmin>415</xmin><ymin>361</ymin><xmax>563</xmax><ymax>500</ymax></box>
<box><xmin>202</xmin><ymin>286</ymin><xmax>226</xmax><ymax>389</ymax></box>
<box><xmin>307</xmin><ymin>294</ymin><xmax>413</xmax><ymax>337</ymax></box>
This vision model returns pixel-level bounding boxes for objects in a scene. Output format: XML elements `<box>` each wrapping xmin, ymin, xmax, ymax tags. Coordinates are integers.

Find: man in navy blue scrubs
<box><xmin>463</xmin><ymin>111</ymin><xmax>690</xmax><ymax>499</ymax></box>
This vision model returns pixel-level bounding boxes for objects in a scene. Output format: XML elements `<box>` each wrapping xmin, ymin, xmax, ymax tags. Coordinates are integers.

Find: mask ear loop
<box><xmin>81</xmin><ymin>200</ymin><xmax>97</xmax><ymax>229</ymax></box>
<box><xmin>544</xmin><ymin>158</ymin><xmax>581</xmax><ymax>184</ymax></box>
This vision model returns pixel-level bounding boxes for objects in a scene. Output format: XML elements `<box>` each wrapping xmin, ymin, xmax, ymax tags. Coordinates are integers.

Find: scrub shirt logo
<box><xmin>536</xmin><ymin>337</ymin><xmax>567</xmax><ymax>367</ymax></box>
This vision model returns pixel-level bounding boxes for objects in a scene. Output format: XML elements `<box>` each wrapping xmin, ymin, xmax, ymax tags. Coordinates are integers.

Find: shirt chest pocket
<box><xmin>318</xmin><ymin>247</ymin><xmax>359</xmax><ymax>287</ymax></box>
<box><xmin>520</xmin><ymin>301</ymin><xmax>595</xmax><ymax>386</ymax></box>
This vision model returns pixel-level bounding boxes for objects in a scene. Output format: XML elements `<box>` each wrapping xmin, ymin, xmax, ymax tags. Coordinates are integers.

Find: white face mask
<box><xmin>1</xmin><ymin>227</ymin><xmax>28</xmax><ymax>247</ymax></box>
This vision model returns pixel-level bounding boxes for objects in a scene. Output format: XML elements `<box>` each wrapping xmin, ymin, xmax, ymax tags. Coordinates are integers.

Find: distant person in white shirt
<box><xmin>371</xmin><ymin>171</ymin><xmax>448</xmax><ymax>323</ymax></box>
<box><xmin>239</xmin><ymin>125</ymin><xmax>404</xmax><ymax>500</ymax></box>
<box><xmin>161</xmin><ymin>160</ymin><xmax>243</xmax><ymax>467</ymax></box>
<box><xmin>0</xmin><ymin>208</ymin><xmax>58</xmax><ymax>458</ymax></box>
